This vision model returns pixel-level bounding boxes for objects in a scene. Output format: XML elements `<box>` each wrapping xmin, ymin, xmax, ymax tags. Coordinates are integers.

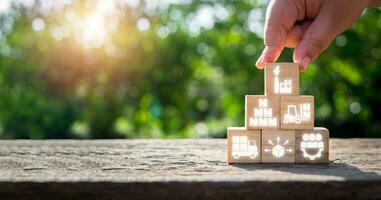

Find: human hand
<box><xmin>255</xmin><ymin>0</ymin><xmax>372</xmax><ymax>71</ymax></box>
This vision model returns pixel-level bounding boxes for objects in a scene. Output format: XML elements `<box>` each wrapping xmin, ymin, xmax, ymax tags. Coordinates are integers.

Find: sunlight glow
<box><xmin>81</xmin><ymin>14</ymin><xmax>107</xmax><ymax>48</ymax></box>
<box><xmin>74</xmin><ymin>0</ymin><xmax>120</xmax><ymax>48</ymax></box>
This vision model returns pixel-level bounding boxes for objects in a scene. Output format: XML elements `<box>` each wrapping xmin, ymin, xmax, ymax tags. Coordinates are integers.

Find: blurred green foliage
<box><xmin>0</xmin><ymin>0</ymin><xmax>380</xmax><ymax>139</ymax></box>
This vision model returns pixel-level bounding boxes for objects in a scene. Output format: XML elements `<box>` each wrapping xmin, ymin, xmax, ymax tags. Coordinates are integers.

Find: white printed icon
<box><xmin>284</xmin><ymin>103</ymin><xmax>311</xmax><ymax>124</ymax></box>
<box><xmin>273</xmin><ymin>65</ymin><xmax>292</xmax><ymax>94</ymax></box>
<box><xmin>301</xmin><ymin>133</ymin><xmax>324</xmax><ymax>160</ymax></box>
<box><xmin>250</xmin><ymin>98</ymin><xmax>277</xmax><ymax>127</ymax></box>
<box><xmin>232</xmin><ymin>136</ymin><xmax>258</xmax><ymax>159</ymax></box>
<box><xmin>264</xmin><ymin>136</ymin><xmax>293</xmax><ymax>158</ymax></box>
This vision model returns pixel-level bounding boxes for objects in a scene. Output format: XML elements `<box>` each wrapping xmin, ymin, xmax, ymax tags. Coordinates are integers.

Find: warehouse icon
<box><xmin>249</xmin><ymin>98</ymin><xmax>277</xmax><ymax>127</ymax></box>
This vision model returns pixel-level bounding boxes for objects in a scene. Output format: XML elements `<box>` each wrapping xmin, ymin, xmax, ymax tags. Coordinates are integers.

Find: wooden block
<box><xmin>265</xmin><ymin>63</ymin><xmax>299</xmax><ymax>96</ymax></box>
<box><xmin>245</xmin><ymin>95</ymin><xmax>280</xmax><ymax>129</ymax></box>
<box><xmin>295</xmin><ymin>127</ymin><xmax>329</xmax><ymax>164</ymax></box>
<box><xmin>280</xmin><ymin>95</ymin><xmax>314</xmax><ymax>129</ymax></box>
<box><xmin>261</xmin><ymin>130</ymin><xmax>295</xmax><ymax>163</ymax></box>
<box><xmin>227</xmin><ymin>127</ymin><xmax>261</xmax><ymax>163</ymax></box>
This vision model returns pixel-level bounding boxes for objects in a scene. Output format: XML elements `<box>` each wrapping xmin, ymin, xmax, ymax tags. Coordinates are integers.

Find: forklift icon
<box><xmin>283</xmin><ymin>104</ymin><xmax>311</xmax><ymax>124</ymax></box>
<box><xmin>232</xmin><ymin>136</ymin><xmax>258</xmax><ymax>159</ymax></box>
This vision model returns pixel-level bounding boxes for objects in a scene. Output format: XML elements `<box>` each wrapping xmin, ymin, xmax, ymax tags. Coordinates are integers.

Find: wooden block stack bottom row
<box><xmin>227</xmin><ymin>63</ymin><xmax>329</xmax><ymax>164</ymax></box>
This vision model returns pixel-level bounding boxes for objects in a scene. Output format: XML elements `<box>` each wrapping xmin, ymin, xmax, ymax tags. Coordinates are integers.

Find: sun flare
<box><xmin>74</xmin><ymin>0</ymin><xmax>120</xmax><ymax>48</ymax></box>
<box><xmin>80</xmin><ymin>14</ymin><xmax>107</xmax><ymax>48</ymax></box>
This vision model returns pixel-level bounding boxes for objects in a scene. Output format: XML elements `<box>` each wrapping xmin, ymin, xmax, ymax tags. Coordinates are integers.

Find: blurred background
<box><xmin>0</xmin><ymin>0</ymin><xmax>380</xmax><ymax>139</ymax></box>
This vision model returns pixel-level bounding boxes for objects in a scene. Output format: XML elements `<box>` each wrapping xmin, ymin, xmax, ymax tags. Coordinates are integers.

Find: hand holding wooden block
<box><xmin>265</xmin><ymin>63</ymin><xmax>299</xmax><ymax>96</ymax></box>
<box><xmin>227</xmin><ymin>127</ymin><xmax>261</xmax><ymax>163</ymax></box>
<box><xmin>227</xmin><ymin>62</ymin><xmax>329</xmax><ymax>164</ymax></box>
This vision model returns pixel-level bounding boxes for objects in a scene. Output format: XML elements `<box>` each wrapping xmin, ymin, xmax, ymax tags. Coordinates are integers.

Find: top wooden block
<box><xmin>265</xmin><ymin>63</ymin><xmax>299</xmax><ymax>96</ymax></box>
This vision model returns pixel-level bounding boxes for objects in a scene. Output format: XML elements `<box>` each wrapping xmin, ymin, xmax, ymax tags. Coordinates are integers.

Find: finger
<box><xmin>256</xmin><ymin>45</ymin><xmax>284</xmax><ymax>69</ymax></box>
<box><xmin>285</xmin><ymin>25</ymin><xmax>302</xmax><ymax>48</ymax></box>
<box><xmin>305</xmin><ymin>0</ymin><xmax>321</xmax><ymax>19</ymax></box>
<box><xmin>285</xmin><ymin>21</ymin><xmax>312</xmax><ymax>48</ymax></box>
<box><xmin>256</xmin><ymin>0</ymin><xmax>304</xmax><ymax>68</ymax></box>
<box><xmin>293</xmin><ymin>15</ymin><xmax>338</xmax><ymax>71</ymax></box>
<box><xmin>367</xmin><ymin>0</ymin><xmax>381</xmax><ymax>7</ymax></box>
<box><xmin>294</xmin><ymin>0</ymin><xmax>368</xmax><ymax>71</ymax></box>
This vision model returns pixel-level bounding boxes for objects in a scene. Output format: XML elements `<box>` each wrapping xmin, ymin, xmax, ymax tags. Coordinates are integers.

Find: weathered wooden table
<box><xmin>0</xmin><ymin>139</ymin><xmax>379</xmax><ymax>200</ymax></box>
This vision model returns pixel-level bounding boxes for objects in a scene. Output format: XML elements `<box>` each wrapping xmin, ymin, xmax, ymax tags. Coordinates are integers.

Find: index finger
<box><xmin>256</xmin><ymin>0</ymin><xmax>304</xmax><ymax>68</ymax></box>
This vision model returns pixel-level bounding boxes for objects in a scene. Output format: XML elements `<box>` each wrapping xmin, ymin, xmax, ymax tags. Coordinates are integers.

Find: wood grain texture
<box><xmin>281</xmin><ymin>95</ymin><xmax>314</xmax><ymax>129</ymax></box>
<box><xmin>245</xmin><ymin>95</ymin><xmax>280</xmax><ymax>129</ymax></box>
<box><xmin>265</xmin><ymin>63</ymin><xmax>299</xmax><ymax>96</ymax></box>
<box><xmin>262</xmin><ymin>130</ymin><xmax>295</xmax><ymax>163</ymax></box>
<box><xmin>0</xmin><ymin>139</ymin><xmax>379</xmax><ymax>200</ymax></box>
<box><xmin>295</xmin><ymin>128</ymin><xmax>329</xmax><ymax>164</ymax></box>
<box><xmin>227</xmin><ymin>127</ymin><xmax>261</xmax><ymax>163</ymax></box>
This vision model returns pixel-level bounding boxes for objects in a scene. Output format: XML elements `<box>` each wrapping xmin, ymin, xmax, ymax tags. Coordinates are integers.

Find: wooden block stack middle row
<box><xmin>227</xmin><ymin>63</ymin><xmax>329</xmax><ymax>164</ymax></box>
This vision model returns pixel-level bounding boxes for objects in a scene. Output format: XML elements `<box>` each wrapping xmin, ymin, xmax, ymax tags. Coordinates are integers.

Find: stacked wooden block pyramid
<box><xmin>227</xmin><ymin>63</ymin><xmax>329</xmax><ymax>164</ymax></box>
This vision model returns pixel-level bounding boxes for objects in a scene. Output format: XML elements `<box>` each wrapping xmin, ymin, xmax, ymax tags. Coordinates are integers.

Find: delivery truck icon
<box><xmin>232</xmin><ymin>136</ymin><xmax>258</xmax><ymax>159</ymax></box>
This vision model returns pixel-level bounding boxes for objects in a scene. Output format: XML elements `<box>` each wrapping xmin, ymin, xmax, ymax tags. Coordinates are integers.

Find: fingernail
<box><xmin>255</xmin><ymin>54</ymin><xmax>264</xmax><ymax>68</ymax></box>
<box><xmin>300</xmin><ymin>57</ymin><xmax>310</xmax><ymax>71</ymax></box>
